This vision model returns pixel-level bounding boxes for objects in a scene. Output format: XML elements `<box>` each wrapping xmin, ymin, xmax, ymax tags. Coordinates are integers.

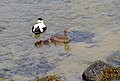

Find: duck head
<box><xmin>64</xmin><ymin>28</ymin><xmax>72</xmax><ymax>35</ymax></box>
<box><xmin>37</xmin><ymin>18</ymin><xmax>44</xmax><ymax>23</ymax></box>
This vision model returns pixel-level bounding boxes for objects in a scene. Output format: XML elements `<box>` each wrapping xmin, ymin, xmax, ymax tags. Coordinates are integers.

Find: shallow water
<box><xmin>0</xmin><ymin>0</ymin><xmax>120</xmax><ymax>81</ymax></box>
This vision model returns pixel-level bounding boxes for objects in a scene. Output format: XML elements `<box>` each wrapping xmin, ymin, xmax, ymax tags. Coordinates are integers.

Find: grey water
<box><xmin>0</xmin><ymin>0</ymin><xmax>120</xmax><ymax>81</ymax></box>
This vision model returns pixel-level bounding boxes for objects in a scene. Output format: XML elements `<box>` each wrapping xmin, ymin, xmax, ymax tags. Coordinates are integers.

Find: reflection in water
<box><xmin>64</xmin><ymin>44</ymin><xmax>71</xmax><ymax>52</ymax></box>
<box><xmin>55</xmin><ymin>42</ymin><xmax>71</xmax><ymax>52</ymax></box>
<box><xmin>0</xmin><ymin>0</ymin><xmax>119</xmax><ymax>80</ymax></box>
<box><xmin>34</xmin><ymin>30</ymin><xmax>72</xmax><ymax>52</ymax></box>
<box><xmin>34</xmin><ymin>30</ymin><xmax>95</xmax><ymax>52</ymax></box>
<box><xmin>34</xmin><ymin>34</ymin><xmax>41</xmax><ymax>38</ymax></box>
<box><xmin>34</xmin><ymin>41</ymin><xmax>71</xmax><ymax>52</ymax></box>
<box><xmin>107</xmin><ymin>50</ymin><xmax>120</xmax><ymax>67</ymax></box>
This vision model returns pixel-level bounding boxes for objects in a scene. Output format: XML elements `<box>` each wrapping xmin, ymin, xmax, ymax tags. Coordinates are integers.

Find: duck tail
<box><xmin>35</xmin><ymin>38</ymin><xmax>52</xmax><ymax>47</ymax></box>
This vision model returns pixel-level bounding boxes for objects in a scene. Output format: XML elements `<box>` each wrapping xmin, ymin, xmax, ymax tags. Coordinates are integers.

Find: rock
<box><xmin>82</xmin><ymin>60</ymin><xmax>120</xmax><ymax>81</ymax></box>
<box><xmin>107</xmin><ymin>50</ymin><xmax>120</xmax><ymax>66</ymax></box>
<box><xmin>37</xmin><ymin>74</ymin><xmax>68</xmax><ymax>81</ymax></box>
<box><xmin>101</xmin><ymin>67</ymin><xmax>120</xmax><ymax>81</ymax></box>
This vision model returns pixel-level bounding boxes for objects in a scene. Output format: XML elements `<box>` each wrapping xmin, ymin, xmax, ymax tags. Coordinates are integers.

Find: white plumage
<box><xmin>32</xmin><ymin>18</ymin><xmax>47</xmax><ymax>34</ymax></box>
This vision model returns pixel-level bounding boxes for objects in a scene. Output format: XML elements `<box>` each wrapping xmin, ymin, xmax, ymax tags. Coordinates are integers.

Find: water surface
<box><xmin>0</xmin><ymin>0</ymin><xmax>120</xmax><ymax>81</ymax></box>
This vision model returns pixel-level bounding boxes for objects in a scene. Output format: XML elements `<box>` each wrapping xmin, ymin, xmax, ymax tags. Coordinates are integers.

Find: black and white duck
<box><xmin>32</xmin><ymin>18</ymin><xmax>47</xmax><ymax>35</ymax></box>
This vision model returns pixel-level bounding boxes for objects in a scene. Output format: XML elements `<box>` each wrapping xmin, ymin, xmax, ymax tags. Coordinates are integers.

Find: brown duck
<box><xmin>35</xmin><ymin>28</ymin><xmax>71</xmax><ymax>47</ymax></box>
<box><xmin>50</xmin><ymin>28</ymin><xmax>71</xmax><ymax>44</ymax></box>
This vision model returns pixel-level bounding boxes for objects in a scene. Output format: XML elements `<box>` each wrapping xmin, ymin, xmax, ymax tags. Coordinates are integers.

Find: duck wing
<box><xmin>50</xmin><ymin>34</ymin><xmax>70</xmax><ymax>43</ymax></box>
<box><xmin>54</xmin><ymin>35</ymin><xmax>69</xmax><ymax>39</ymax></box>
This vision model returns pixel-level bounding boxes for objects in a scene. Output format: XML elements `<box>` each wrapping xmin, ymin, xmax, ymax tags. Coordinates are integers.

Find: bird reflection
<box><xmin>34</xmin><ymin>41</ymin><xmax>71</xmax><ymax>52</ymax></box>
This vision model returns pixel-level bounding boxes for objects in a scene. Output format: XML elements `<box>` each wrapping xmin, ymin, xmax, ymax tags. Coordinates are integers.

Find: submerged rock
<box><xmin>69</xmin><ymin>31</ymin><xmax>95</xmax><ymax>44</ymax></box>
<box><xmin>82</xmin><ymin>60</ymin><xmax>120</xmax><ymax>81</ymax></box>
<box><xmin>56</xmin><ymin>31</ymin><xmax>95</xmax><ymax>44</ymax></box>
<box><xmin>107</xmin><ymin>50</ymin><xmax>120</xmax><ymax>67</ymax></box>
<box><xmin>37</xmin><ymin>74</ymin><xmax>68</xmax><ymax>81</ymax></box>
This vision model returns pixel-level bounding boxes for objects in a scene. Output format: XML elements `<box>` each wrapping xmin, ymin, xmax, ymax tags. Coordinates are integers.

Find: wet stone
<box><xmin>37</xmin><ymin>74</ymin><xmax>68</xmax><ymax>81</ymax></box>
<box><xmin>69</xmin><ymin>31</ymin><xmax>95</xmax><ymax>43</ymax></box>
<box><xmin>101</xmin><ymin>67</ymin><xmax>120</xmax><ymax>81</ymax></box>
<box><xmin>82</xmin><ymin>60</ymin><xmax>120</xmax><ymax>81</ymax></box>
<box><xmin>107</xmin><ymin>51</ymin><xmax>120</xmax><ymax>67</ymax></box>
<box><xmin>82</xmin><ymin>60</ymin><xmax>112</xmax><ymax>81</ymax></box>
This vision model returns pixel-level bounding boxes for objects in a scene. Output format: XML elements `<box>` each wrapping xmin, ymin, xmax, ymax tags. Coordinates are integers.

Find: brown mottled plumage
<box><xmin>34</xmin><ymin>29</ymin><xmax>71</xmax><ymax>47</ymax></box>
<box><xmin>50</xmin><ymin>29</ymin><xmax>71</xmax><ymax>44</ymax></box>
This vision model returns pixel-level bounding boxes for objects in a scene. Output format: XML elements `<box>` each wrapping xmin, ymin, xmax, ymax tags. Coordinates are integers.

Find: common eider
<box><xmin>32</xmin><ymin>18</ymin><xmax>47</xmax><ymax>35</ymax></box>
<box><xmin>50</xmin><ymin>28</ymin><xmax>71</xmax><ymax>44</ymax></box>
